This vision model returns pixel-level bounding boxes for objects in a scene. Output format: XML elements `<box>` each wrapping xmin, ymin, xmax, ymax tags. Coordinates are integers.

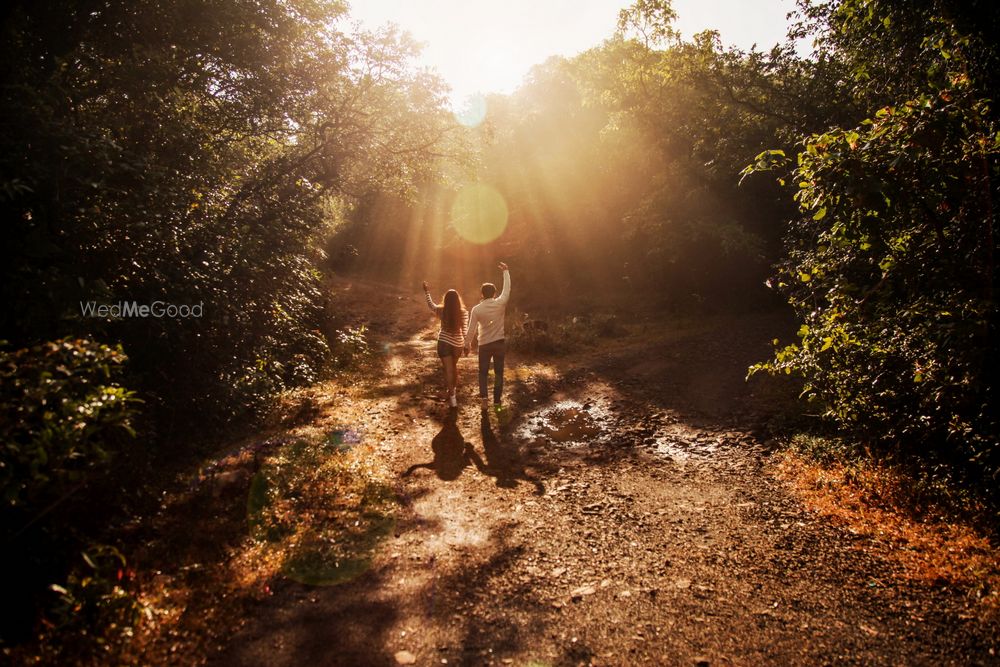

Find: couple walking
<box><xmin>423</xmin><ymin>262</ymin><xmax>510</xmax><ymax>408</ymax></box>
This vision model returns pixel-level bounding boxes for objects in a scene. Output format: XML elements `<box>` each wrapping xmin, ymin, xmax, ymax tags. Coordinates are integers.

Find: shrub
<box><xmin>0</xmin><ymin>338</ymin><xmax>138</xmax><ymax>510</ymax></box>
<box><xmin>330</xmin><ymin>325</ymin><xmax>372</xmax><ymax>370</ymax></box>
<box><xmin>43</xmin><ymin>545</ymin><xmax>141</xmax><ymax>662</ymax></box>
<box><xmin>748</xmin><ymin>25</ymin><xmax>999</xmax><ymax>490</ymax></box>
<box><xmin>507</xmin><ymin>311</ymin><xmax>630</xmax><ymax>354</ymax></box>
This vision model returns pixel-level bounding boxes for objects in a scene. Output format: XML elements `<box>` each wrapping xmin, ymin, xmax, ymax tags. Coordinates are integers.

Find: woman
<box><xmin>423</xmin><ymin>281</ymin><xmax>468</xmax><ymax>407</ymax></box>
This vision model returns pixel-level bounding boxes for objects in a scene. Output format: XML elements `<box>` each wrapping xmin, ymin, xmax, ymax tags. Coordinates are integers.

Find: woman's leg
<box><xmin>447</xmin><ymin>354</ymin><xmax>459</xmax><ymax>394</ymax></box>
<box><xmin>440</xmin><ymin>356</ymin><xmax>453</xmax><ymax>394</ymax></box>
<box><xmin>441</xmin><ymin>352</ymin><xmax>458</xmax><ymax>405</ymax></box>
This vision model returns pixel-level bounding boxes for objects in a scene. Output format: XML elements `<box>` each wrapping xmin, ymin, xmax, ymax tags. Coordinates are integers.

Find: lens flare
<box><xmin>454</xmin><ymin>93</ymin><xmax>487</xmax><ymax>128</ymax></box>
<box><xmin>450</xmin><ymin>183</ymin><xmax>508</xmax><ymax>244</ymax></box>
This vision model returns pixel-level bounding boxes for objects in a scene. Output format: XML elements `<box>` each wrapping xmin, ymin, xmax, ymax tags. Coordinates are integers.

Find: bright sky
<box><xmin>347</xmin><ymin>0</ymin><xmax>799</xmax><ymax>106</ymax></box>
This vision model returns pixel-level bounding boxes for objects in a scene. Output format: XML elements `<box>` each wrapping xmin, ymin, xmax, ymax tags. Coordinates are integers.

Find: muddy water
<box><xmin>516</xmin><ymin>396</ymin><xmax>727</xmax><ymax>463</ymax></box>
<box><xmin>515</xmin><ymin>399</ymin><xmax>613</xmax><ymax>447</ymax></box>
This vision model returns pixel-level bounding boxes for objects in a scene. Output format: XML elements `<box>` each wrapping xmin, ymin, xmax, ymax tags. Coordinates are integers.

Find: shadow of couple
<box><xmin>404</xmin><ymin>407</ymin><xmax>544</xmax><ymax>494</ymax></box>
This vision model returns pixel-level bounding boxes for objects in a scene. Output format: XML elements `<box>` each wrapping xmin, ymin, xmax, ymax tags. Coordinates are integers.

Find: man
<box><xmin>465</xmin><ymin>261</ymin><xmax>510</xmax><ymax>408</ymax></box>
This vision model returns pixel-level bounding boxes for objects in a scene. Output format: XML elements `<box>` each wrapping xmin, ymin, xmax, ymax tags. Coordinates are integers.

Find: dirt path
<box><xmin>203</xmin><ymin>281</ymin><xmax>997</xmax><ymax>666</ymax></box>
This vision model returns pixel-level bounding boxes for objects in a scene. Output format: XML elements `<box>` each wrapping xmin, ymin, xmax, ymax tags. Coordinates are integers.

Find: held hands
<box><xmin>498</xmin><ymin>261</ymin><xmax>508</xmax><ymax>271</ymax></box>
<box><xmin>463</xmin><ymin>346</ymin><xmax>470</xmax><ymax>357</ymax></box>
<box><xmin>422</xmin><ymin>280</ymin><xmax>429</xmax><ymax>292</ymax></box>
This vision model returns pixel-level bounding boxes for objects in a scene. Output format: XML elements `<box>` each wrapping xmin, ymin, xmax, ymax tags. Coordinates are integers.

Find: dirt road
<box><xmin>196</xmin><ymin>281</ymin><xmax>997</xmax><ymax>666</ymax></box>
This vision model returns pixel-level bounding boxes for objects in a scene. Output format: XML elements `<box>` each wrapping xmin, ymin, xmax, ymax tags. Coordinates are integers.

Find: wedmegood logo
<box><xmin>79</xmin><ymin>301</ymin><xmax>204</xmax><ymax>318</ymax></box>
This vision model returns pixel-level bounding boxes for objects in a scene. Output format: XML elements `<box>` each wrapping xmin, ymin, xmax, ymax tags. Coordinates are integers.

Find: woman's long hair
<box><xmin>441</xmin><ymin>289</ymin><xmax>466</xmax><ymax>334</ymax></box>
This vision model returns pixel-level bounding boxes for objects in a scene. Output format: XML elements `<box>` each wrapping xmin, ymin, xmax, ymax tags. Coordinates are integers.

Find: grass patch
<box><xmin>118</xmin><ymin>391</ymin><xmax>401</xmax><ymax>665</ymax></box>
<box><xmin>281</xmin><ymin>512</ymin><xmax>396</xmax><ymax>586</ymax></box>
<box><xmin>241</xmin><ymin>430</ymin><xmax>396</xmax><ymax>588</ymax></box>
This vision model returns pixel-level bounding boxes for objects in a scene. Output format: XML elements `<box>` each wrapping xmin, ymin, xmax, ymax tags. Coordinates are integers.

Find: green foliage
<box><xmin>337</xmin><ymin>0</ymin><xmax>816</xmax><ymax>307</ymax></box>
<box><xmin>44</xmin><ymin>545</ymin><xmax>141</xmax><ymax>661</ymax></box>
<box><xmin>751</xmin><ymin>4</ymin><xmax>999</xmax><ymax>487</ymax></box>
<box><xmin>617</xmin><ymin>0</ymin><xmax>679</xmax><ymax>46</ymax></box>
<box><xmin>569</xmin><ymin>1</ymin><xmax>816</xmax><ymax>305</ymax></box>
<box><xmin>0</xmin><ymin>2</ymin><xmax>454</xmax><ymax>657</ymax></box>
<box><xmin>0</xmin><ymin>338</ymin><xmax>137</xmax><ymax>656</ymax></box>
<box><xmin>794</xmin><ymin>0</ymin><xmax>1000</xmax><ymax>111</ymax></box>
<box><xmin>330</xmin><ymin>325</ymin><xmax>373</xmax><ymax>370</ymax></box>
<box><xmin>247</xmin><ymin>434</ymin><xmax>396</xmax><ymax>586</ymax></box>
<box><xmin>0</xmin><ymin>0</ymin><xmax>454</xmax><ymax>427</ymax></box>
<box><xmin>0</xmin><ymin>338</ymin><xmax>137</xmax><ymax>509</ymax></box>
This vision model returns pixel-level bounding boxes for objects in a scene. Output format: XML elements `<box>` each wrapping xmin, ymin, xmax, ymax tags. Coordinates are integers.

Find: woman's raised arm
<box><xmin>423</xmin><ymin>281</ymin><xmax>440</xmax><ymax>312</ymax></box>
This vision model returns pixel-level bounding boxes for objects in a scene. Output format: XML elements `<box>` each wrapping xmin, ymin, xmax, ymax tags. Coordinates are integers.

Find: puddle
<box><xmin>538</xmin><ymin>407</ymin><xmax>602</xmax><ymax>442</ymax></box>
<box><xmin>516</xmin><ymin>399</ymin><xmax>613</xmax><ymax>447</ymax></box>
<box><xmin>322</xmin><ymin>426</ymin><xmax>364</xmax><ymax>452</ymax></box>
<box><xmin>515</xmin><ymin>394</ymin><xmax>736</xmax><ymax>464</ymax></box>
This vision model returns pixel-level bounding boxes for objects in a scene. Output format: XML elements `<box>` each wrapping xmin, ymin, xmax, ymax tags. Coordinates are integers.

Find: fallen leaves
<box><xmin>774</xmin><ymin>451</ymin><xmax>1000</xmax><ymax>613</ymax></box>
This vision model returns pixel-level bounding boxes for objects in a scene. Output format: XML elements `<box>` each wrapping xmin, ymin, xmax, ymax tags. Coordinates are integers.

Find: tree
<box><xmin>749</xmin><ymin>0</ymin><xmax>1000</xmax><ymax>489</ymax></box>
<box><xmin>572</xmin><ymin>0</ymin><xmax>813</xmax><ymax>306</ymax></box>
<box><xmin>0</xmin><ymin>1</ymin><xmax>459</xmax><ymax>653</ymax></box>
<box><xmin>0</xmin><ymin>0</ymin><xmax>455</xmax><ymax>426</ymax></box>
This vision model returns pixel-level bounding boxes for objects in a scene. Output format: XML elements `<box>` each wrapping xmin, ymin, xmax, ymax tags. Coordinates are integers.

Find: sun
<box><xmin>348</xmin><ymin>1</ymin><xmax>800</xmax><ymax>110</ymax></box>
<box><xmin>346</xmin><ymin>0</ymin><xmax>603</xmax><ymax>107</ymax></box>
<box><xmin>405</xmin><ymin>11</ymin><xmax>534</xmax><ymax>106</ymax></box>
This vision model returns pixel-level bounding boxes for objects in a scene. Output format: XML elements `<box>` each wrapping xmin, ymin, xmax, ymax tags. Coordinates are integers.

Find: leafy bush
<box><xmin>508</xmin><ymin>319</ymin><xmax>559</xmax><ymax>355</ymax></box>
<box><xmin>0</xmin><ymin>338</ymin><xmax>139</xmax><ymax>656</ymax></box>
<box><xmin>0</xmin><ymin>0</ymin><xmax>454</xmax><ymax>432</ymax></box>
<box><xmin>749</xmin><ymin>24</ymin><xmax>999</xmax><ymax>487</ymax></box>
<box><xmin>330</xmin><ymin>325</ymin><xmax>373</xmax><ymax>370</ymax></box>
<box><xmin>43</xmin><ymin>545</ymin><xmax>141</xmax><ymax>662</ymax></box>
<box><xmin>0</xmin><ymin>338</ymin><xmax>137</xmax><ymax>510</ymax></box>
<box><xmin>508</xmin><ymin>311</ymin><xmax>631</xmax><ymax>354</ymax></box>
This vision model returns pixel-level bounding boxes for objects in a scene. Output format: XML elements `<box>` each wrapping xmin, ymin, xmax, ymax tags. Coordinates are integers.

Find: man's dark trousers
<box><xmin>478</xmin><ymin>339</ymin><xmax>506</xmax><ymax>403</ymax></box>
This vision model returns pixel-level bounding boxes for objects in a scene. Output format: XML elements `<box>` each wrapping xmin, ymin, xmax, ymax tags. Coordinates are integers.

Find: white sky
<box><xmin>346</xmin><ymin>0</ymin><xmax>799</xmax><ymax>106</ymax></box>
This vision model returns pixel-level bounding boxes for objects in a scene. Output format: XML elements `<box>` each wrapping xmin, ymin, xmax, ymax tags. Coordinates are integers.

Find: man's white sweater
<box><xmin>467</xmin><ymin>269</ymin><xmax>510</xmax><ymax>347</ymax></box>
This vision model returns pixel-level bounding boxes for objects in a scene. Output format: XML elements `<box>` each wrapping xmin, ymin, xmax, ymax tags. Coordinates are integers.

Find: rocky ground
<box><xmin>134</xmin><ymin>279</ymin><xmax>998</xmax><ymax>666</ymax></box>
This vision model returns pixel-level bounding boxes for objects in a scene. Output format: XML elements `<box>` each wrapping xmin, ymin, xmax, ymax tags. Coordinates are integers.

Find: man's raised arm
<box><xmin>496</xmin><ymin>261</ymin><xmax>511</xmax><ymax>305</ymax></box>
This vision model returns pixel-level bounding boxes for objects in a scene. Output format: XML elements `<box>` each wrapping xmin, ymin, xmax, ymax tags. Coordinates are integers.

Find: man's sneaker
<box><xmin>495</xmin><ymin>403</ymin><xmax>511</xmax><ymax>425</ymax></box>
<box><xmin>449</xmin><ymin>392</ymin><xmax>457</xmax><ymax>407</ymax></box>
